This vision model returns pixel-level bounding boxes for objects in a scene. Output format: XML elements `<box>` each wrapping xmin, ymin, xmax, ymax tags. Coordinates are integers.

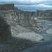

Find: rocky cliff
<box><xmin>0</xmin><ymin>4</ymin><xmax>52</xmax><ymax>42</ymax></box>
<box><xmin>0</xmin><ymin>4</ymin><xmax>52</xmax><ymax>52</ymax></box>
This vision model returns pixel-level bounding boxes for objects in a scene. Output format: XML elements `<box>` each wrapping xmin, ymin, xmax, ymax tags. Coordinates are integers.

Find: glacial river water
<box><xmin>22</xmin><ymin>19</ymin><xmax>52</xmax><ymax>52</ymax></box>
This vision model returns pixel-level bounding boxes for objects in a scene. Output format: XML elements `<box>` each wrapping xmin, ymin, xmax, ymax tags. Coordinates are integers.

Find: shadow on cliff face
<box><xmin>0</xmin><ymin>16</ymin><xmax>11</xmax><ymax>42</ymax></box>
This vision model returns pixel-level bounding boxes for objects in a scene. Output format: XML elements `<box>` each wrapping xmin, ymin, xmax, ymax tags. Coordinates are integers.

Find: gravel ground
<box><xmin>0</xmin><ymin>37</ymin><xmax>38</xmax><ymax>52</ymax></box>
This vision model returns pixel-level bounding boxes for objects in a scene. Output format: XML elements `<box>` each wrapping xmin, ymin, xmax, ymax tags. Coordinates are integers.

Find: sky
<box><xmin>0</xmin><ymin>0</ymin><xmax>51</xmax><ymax>3</ymax></box>
<box><xmin>0</xmin><ymin>0</ymin><xmax>52</xmax><ymax>11</ymax></box>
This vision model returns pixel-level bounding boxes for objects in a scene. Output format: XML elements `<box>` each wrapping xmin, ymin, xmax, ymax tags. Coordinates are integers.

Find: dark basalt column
<box><xmin>0</xmin><ymin>16</ymin><xmax>11</xmax><ymax>42</ymax></box>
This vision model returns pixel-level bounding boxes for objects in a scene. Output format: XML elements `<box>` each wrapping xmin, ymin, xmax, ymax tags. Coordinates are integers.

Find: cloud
<box><xmin>0</xmin><ymin>0</ymin><xmax>51</xmax><ymax>3</ymax></box>
<box><xmin>0</xmin><ymin>0</ymin><xmax>52</xmax><ymax>11</ymax></box>
<box><xmin>37</xmin><ymin>4</ymin><xmax>52</xmax><ymax>8</ymax></box>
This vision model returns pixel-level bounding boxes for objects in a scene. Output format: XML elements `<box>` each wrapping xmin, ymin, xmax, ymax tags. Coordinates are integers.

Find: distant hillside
<box><xmin>0</xmin><ymin>4</ymin><xmax>15</xmax><ymax>10</ymax></box>
<box><xmin>0</xmin><ymin>4</ymin><xmax>22</xmax><ymax>12</ymax></box>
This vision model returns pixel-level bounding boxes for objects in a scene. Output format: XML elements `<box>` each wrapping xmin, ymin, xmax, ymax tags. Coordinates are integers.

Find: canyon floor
<box><xmin>0</xmin><ymin>18</ymin><xmax>52</xmax><ymax>52</ymax></box>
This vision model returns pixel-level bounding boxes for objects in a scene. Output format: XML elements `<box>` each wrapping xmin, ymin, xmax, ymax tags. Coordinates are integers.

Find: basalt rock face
<box><xmin>0</xmin><ymin>4</ymin><xmax>33</xmax><ymax>42</ymax></box>
<box><xmin>0</xmin><ymin>4</ymin><xmax>52</xmax><ymax>42</ymax></box>
<box><xmin>0</xmin><ymin>4</ymin><xmax>14</xmax><ymax>42</ymax></box>
<box><xmin>0</xmin><ymin>4</ymin><xmax>14</xmax><ymax>10</ymax></box>
<box><xmin>0</xmin><ymin>16</ymin><xmax>11</xmax><ymax>42</ymax></box>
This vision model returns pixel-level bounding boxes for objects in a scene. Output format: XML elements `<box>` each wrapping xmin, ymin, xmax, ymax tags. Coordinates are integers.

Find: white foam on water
<box><xmin>11</xmin><ymin>31</ymin><xmax>43</xmax><ymax>42</ymax></box>
<box><xmin>46</xmin><ymin>29</ymin><xmax>52</xmax><ymax>34</ymax></box>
